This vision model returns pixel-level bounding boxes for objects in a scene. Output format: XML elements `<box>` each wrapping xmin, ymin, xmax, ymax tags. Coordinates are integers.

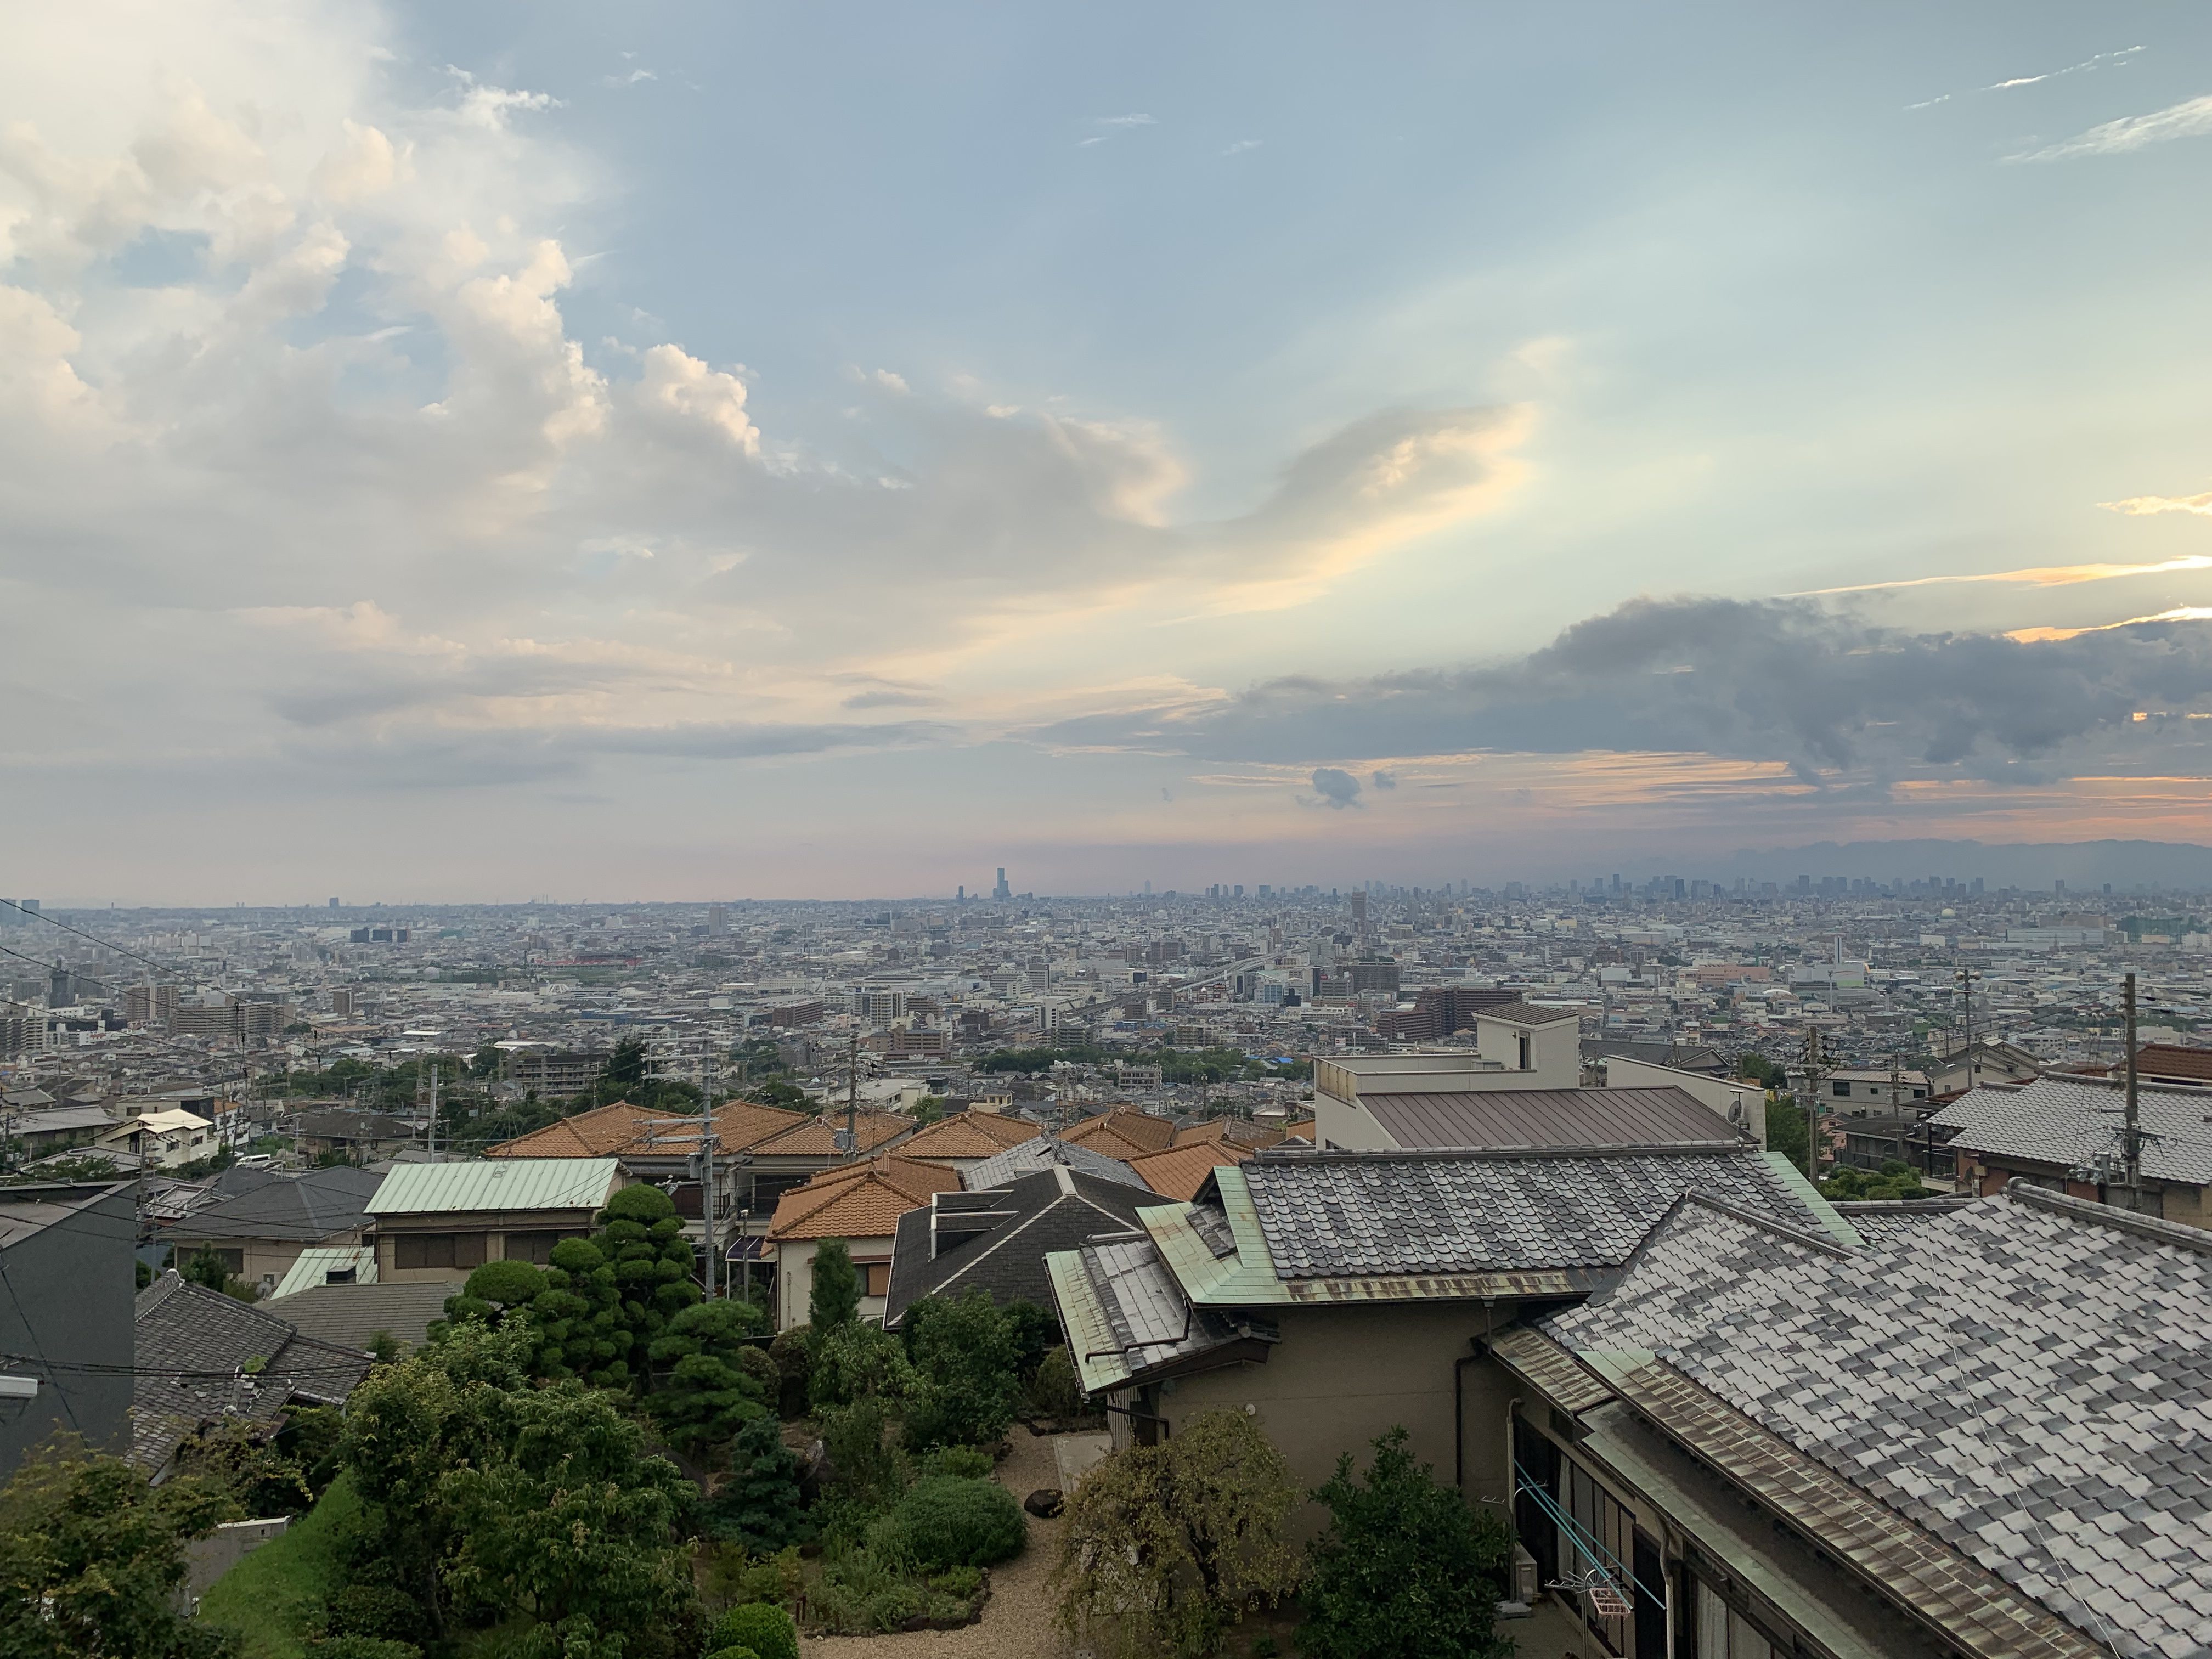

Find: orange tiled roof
<box><xmin>489</xmin><ymin>1101</ymin><xmax>658</xmax><ymax>1158</ymax></box>
<box><xmin>1059</xmin><ymin>1108</ymin><xmax>1176</xmax><ymax>1157</ymax></box>
<box><xmin>765</xmin><ymin>1154</ymin><xmax>961</xmax><ymax>1241</ymax></box>
<box><xmin>751</xmin><ymin>1109</ymin><xmax>915</xmax><ymax>1159</ymax></box>
<box><xmin>1126</xmin><ymin>1139</ymin><xmax>1254</xmax><ymax>1201</ymax></box>
<box><xmin>1171</xmin><ymin>1118</ymin><xmax>1285</xmax><ymax>1150</ymax></box>
<box><xmin>488</xmin><ymin>1098</ymin><xmax>806</xmax><ymax>1159</ymax></box>
<box><xmin>898</xmin><ymin>1110</ymin><xmax>1038</xmax><ymax>1161</ymax></box>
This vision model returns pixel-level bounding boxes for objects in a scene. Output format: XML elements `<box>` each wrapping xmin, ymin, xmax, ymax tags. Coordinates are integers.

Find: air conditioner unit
<box><xmin>1513</xmin><ymin>1544</ymin><xmax>1540</xmax><ymax>1603</ymax></box>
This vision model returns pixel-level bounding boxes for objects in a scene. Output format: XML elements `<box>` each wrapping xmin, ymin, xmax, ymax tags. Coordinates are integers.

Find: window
<box><xmin>1565</xmin><ymin>1460</ymin><xmax>1634</xmax><ymax>1653</ymax></box>
<box><xmin>862</xmin><ymin>1261</ymin><xmax>892</xmax><ymax>1298</ymax></box>
<box><xmin>394</xmin><ymin>1232</ymin><xmax>488</xmax><ymax>1271</ymax></box>
<box><xmin>501</xmin><ymin>1231</ymin><xmax>571</xmax><ymax>1265</ymax></box>
<box><xmin>211</xmin><ymin>1248</ymin><xmax>244</xmax><ymax>1274</ymax></box>
<box><xmin>1831</xmin><ymin>1080</ymin><xmax>1850</xmax><ymax>1098</ymax></box>
<box><xmin>1694</xmin><ymin>1581</ymin><xmax>1778</xmax><ymax>1659</ymax></box>
<box><xmin>1517</xmin><ymin>1032</ymin><xmax>1532</xmax><ymax>1070</ymax></box>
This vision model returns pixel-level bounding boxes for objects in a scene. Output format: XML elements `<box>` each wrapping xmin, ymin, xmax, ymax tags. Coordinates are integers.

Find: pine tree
<box><xmin>704</xmin><ymin>1414</ymin><xmax>808</xmax><ymax>1552</ymax></box>
<box><xmin>809</xmin><ymin>1240</ymin><xmax>860</xmax><ymax>1330</ymax></box>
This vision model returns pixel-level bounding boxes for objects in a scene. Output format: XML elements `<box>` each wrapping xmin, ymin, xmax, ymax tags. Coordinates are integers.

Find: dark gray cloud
<box><xmin>1034</xmin><ymin>599</ymin><xmax>2212</xmax><ymax>785</ymax></box>
<box><xmin>1371</xmin><ymin>769</ymin><xmax>1398</xmax><ymax>789</ymax></box>
<box><xmin>1310</xmin><ymin>766</ymin><xmax>1363</xmax><ymax>809</ymax></box>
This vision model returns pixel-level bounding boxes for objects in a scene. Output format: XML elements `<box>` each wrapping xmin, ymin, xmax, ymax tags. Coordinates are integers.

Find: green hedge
<box><xmin>866</xmin><ymin>1476</ymin><xmax>1025</xmax><ymax>1572</ymax></box>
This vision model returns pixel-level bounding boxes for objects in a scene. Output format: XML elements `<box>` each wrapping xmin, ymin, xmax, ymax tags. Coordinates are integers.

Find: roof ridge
<box><xmin>1256</xmin><ymin>1142</ymin><xmax>1763</xmax><ymax>1164</ymax></box>
<box><xmin>2005</xmin><ymin>1178</ymin><xmax>2212</xmax><ymax>1254</ymax></box>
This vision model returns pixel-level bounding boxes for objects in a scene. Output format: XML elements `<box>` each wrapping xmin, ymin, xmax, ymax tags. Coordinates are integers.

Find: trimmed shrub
<box><xmin>309</xmin><ymin>1640</ymin><xmax>421</xmax><ymax>1659</ymax></box>
<box><xmin>868</xmin><ymin>1475</ymin><xmax>1025</xmax><ymax>1572</ymax></box>
<box><xmin>1025</xmin><ymin>1345</ymin><xmax>1085</xmax><ymax>1420</ymax></box>
<box><xmin>709</xmin><ymin>1602</ymin><xmax>798</xmax><ymax>1659</ymax></box>
<box><xmin>918</xmin><ymin>1444</ymin><xmax>992</xmax><ymax>1480</ymax></box>
<box><xmin>704</xmin><ymin>1649</ymin><xmax>759</xmax><ymax>1659</ymax></box>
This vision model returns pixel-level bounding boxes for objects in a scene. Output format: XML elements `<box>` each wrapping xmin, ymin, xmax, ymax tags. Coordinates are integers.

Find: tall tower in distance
<box><xmin>993</xmin><ymin>867</ymin><xmax>1012</xmax><ymax>901</ymax></box>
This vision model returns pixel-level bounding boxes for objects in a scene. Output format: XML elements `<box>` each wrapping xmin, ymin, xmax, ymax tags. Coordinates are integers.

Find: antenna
<box><xmin>2123</xmin><ymin>971</ymin><xmax>2142</xmax><ymax>1208</ymax></box>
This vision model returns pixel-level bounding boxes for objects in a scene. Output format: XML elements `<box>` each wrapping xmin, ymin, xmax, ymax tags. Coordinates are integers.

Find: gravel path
<box><xmin>800</xmin><ymin>1430</ymin><xmax>1080</xmax><ymax>1659</ymax></box>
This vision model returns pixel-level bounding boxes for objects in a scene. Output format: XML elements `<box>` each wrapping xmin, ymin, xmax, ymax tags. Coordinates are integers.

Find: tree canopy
<box><xmin>1296</xmin><ymin>1428</ymin><xmax>1511</xmax><ymax>1659</ymax></box>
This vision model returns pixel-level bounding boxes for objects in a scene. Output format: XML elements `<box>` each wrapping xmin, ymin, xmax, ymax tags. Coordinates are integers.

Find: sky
<box><xmin>8</xmin><ymin>1</ymin><xmax>2212</xmax><ymax>902</ymax></box>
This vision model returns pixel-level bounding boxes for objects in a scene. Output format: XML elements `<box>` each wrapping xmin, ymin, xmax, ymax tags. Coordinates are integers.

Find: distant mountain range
<box><xmin>1617</xmin><ymin>839</ymin><xmax>2212</xmax><ymax>894</ymax></box>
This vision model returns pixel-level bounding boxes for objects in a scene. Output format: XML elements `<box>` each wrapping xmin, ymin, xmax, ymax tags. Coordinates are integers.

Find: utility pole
<box><xmin>844</xmin><ymin>1031</ymin><xmax>859</xmax><ymax>1162</ymax></box>
<box><xmin>701</xmin><ymin>1031</ymin><xmax>718</xmax><ymax>1300</ymax></box>
<box><xmin>1890</xmin><ymin>1051</ymin><xmax>1909</xmax><ymax>1174</ymax></box>
<box><xmin>427</xmin><ymin>1060</ymin><xmax>439</xmax><ymax>1163</ymax></box>
<box><xmin>1801</xmin><ymin>1027</ymin><xmax>1826</xmax><ymax>1183</ymax></box>
<box><xmin>1955</xmin><ymin>961</ymin><xmax>1978</xmax><ymax>1073</ymax></box>
<box><xmin>2123</xmin><ymin>972</ymin><xmax>2143</xmax><ymax>1211</ymax></box>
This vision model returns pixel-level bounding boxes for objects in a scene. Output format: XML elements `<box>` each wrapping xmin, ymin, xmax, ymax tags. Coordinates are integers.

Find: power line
<box><xmin>0</xmin><ymin>899</ymin><xmax>227</xmax><ymax>997</ymax></box>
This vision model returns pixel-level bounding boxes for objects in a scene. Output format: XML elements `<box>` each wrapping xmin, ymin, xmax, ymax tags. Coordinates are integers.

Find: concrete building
<box><xmin>1597</xmin><ymin>1055</ymin><xmax>1769</xmax><ymax>1143</ymax></box>
<box><xmin>0</xmin><ymin>1182</ymin><xmax>135</xmax><ymax>1476</ymax></box>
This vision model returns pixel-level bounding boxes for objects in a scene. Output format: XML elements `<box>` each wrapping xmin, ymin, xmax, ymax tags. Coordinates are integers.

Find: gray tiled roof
<box><xmin>164</xmin><ymin>1166</ymin><xmax>383</xmax><ymax>1243</ymax></box>
<box><xmin>1242</xmin><ymin>1147</ymin><xmax>1839</xmax><ymax>1279</ymax></box>
<box><xmin>1359</xmin><ymin>1085</ymin><xmax>1742</xmax><ymax>1152</ymax></box>
<box><xmin>884</xmin><ymin>1167</ymin><xmax>1159</xmax><ymax>1325</ymax></box>
<box><xmin>130</xmin><ymin>1272</ymin><xmax>374</xmax><ymax>1475</ymax></box>
<box><xmin>272</xmin><ymin>1279</ymin><xmax>466</xmax><ymax>1353</ymax></box>
<box><xmin>1827</xmin><ymin>1198</ymin><xmax>1975</xmax><ymax>1243</ymax></box>
<box><xmin>1542</xmin><ymin>1188</ymin><xmax>2212</xmax><ymax>1659</ymax></box>
<box><xmin>960</xmin><ymin>1135</ymin><xmax>1148</xmax><ymax>1192</ymax></box>
<box><xmin>1930</xmin><ymin>1074</ymin><xmax>2212</xmax><ymax>1186</ymax></box>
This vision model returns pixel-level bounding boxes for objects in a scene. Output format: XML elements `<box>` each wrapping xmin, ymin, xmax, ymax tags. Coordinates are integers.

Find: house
<box><xmin>1815</xmin><ymin>1068</ymin><xmax>1932</xmax><ymax>1115</ymax></box>
<box><xmin>744</xmin><ymin>1109</ymin><xmax>918</xmax><ymax>1218</ymax></box>
<box><xmin>131</xmin><ymin>1272</ymin><xmax>375</xmax><ymax>1481</ymax></box>
<box><xmin>0</xmin><ymin>1182</ymin><xmax>136</xmax><ymax>1477</ymax></box>
<box><xmin>269</xmin><ymin>1279</ymin><xmax>467</xmax><ymax>1355</ymax></box>
<box><xmin>365</xmin><ymin>1158</ymin><xmax>625</xmax><ymax>1282</ymax></box>
<box><xmin>1925</xmin><ymin>1038</ymin><xmax>2044</xmax><ymax>1095</ymax></box>
<box><xmin>1125</xmin><ymin>1139</ymin><xmax>1256</xmax><ymax>1200</ymax></box>
<box><xmin>2135</xmin><ymin>1042</ymin><xmax>2212</xmax><ymax>1089</ymax></box>
<box><xmin>1930</xmin><ymin>1073</ymin><xmax>2212</xmax><ymax>1223</ymax></box>
<box><xmin>1589</xmin><ymin>1057</ymin><xmax>1769</xmax><ymax>1143</ymax></box>
<box><xmin>764</xmin><ymin>1154</ymin><xmax>962</xmax><ymax>1330</ymax></box>
<box><xmin>489</xmin><ymin>1096</ymin><xmax>811</xmax><ymax>1255</ymax></box>
<box><xmin>3</xmin><ymin>1102</ymin><xmax>115</xmax><ymax>1159</ymax></box>
<box><xmin>890</xmin><ymin>1109</ymin><xmax>1040</xmax><ymax>1173</ymax></box>
<box><xmin>958</xmin><ymin>1135</ymin><xmax>1149</xmax><ymax>1192</ymax></box>
<box><xmin>1046</xmin><ymin>1144</ymin><xmax>1847</xmax><ymax>1525</ymax></box>
<box><xmin>160</xmin><ymin>1166</ymin><xmax>383</xmax><ymax>1296</ymax></box>
<box><xmin>1488</xmin><ymin>1183</ymin><xmax>2212</xmax><ymax>1658</ymax></box>
<box><xmin>286</xmin><ymin>1108</ymin><xmax>418</xmax><ymax>1160</ymax></box>
<box><xmin>94</xmin><ymin>1108</ymin><xmax>218</xmax><ymax>1169</ymax></box>
<box><xmin>1056</xmin><ymin>1107</ymin><xmax>1178</xmax><ymax>1162</ymax></box>
<box><xmin>1170</xmin><ymin>1116</ymin><xmax>1284</xmax><ymax>1151</ymax></box>
<box><xmin>1316</xmin><ymin>1080</ymin><xmax>1745</xmax><ymax>1155</ymax></box>
<box><xmin>269</xmin><ymin>1244</ymin><xmax>377</xmax><ymax>1298</ymax></box>
<box><xmin>883</xmin><ymin>1165</ymin><xmax>1161</xmax><ymax>1329</ymax></box>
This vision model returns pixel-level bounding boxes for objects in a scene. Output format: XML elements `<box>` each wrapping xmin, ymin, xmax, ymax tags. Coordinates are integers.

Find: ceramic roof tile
<box><xmin>961</xmin><ymin>1135</ymin><xmax>1148</xmax><ymax>1192</ymax></box>
<box><xmin>1059</xmin><ymin>1108</ymin><xmax>1178</xmax><ymax>1156</ymax></box>
<box><xmin>1543</xmin><ymin>1188</ymin><xmax>2212</xmax><ymax>1659</ymax></box>
<box><xmin>896</xmin><ymin>1110</ymin><xmax>1040</xmax><ymax>1160</ymax></box>
<box><xmin>1240</xmin><ymin>1146</ymin><xmax>1839</xmax><ymax>1279</ymax></box>
<box><xmin>765</xmin><ymin>1154</ymin><xmax>962</xmax><ymax>1240</ymax></box>
<box><xmin>1932</xmin><ymin>1075</ymin><xmax>2212</xmax><ymax>1186</ymax></box>
<box><xmin>750</xmin><ymin>1110</ymin><xmax>913</xmax><ymax>1158</ymax></box>
<box><xmin>1127</xmin><ymin>1140</ymin><xmax>1255</xmax><ymax>1201</ymax></box>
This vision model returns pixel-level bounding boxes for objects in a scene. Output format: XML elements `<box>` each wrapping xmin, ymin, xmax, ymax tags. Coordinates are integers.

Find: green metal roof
<box><xmin>366</xmin><ymin>1158</ymin><xmax>621</xmax><ymax>1216</ymax></box>
<box><xmin>1143</xmin><ymin>1166</ymin><xmax>1290</xmax><ymax>1305</ymax></box>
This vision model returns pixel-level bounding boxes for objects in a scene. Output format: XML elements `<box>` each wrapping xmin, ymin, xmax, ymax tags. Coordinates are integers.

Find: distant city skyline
<box><xmin>7</xmin><ymin>4</ymin><xmax>2212</xmax><ymax>898</ymax></box>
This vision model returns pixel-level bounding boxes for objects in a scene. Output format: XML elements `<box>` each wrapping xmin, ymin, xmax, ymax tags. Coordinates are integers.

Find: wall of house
<box><xmin>1310</xmin><ymin>1092</ymin><xmax>1399</xmax><ymax>1152</ymax></box>
<box><xmin>1473</xmin><ymin>1016</ymin><xmax>1579</xmax><ymax>1087</ymax></box>
<box><xmin>1143</xmin><ymin>1301</ymin><xmax>1519</xmax><ymax>1538</ymax></box>
<box><xmin>772</xmin><ymin>1233</ymin><xmax>896</xmax><ymax>1331</ymax></box>
<box><xmin>374</xmin><ymin>1212</ymin><xmax>594</xmax><ymax>1282</ymax></box>
<box><xmin>0</xmin><ymin>1186</ymin><xmax>134</xmax><ymax>1476</ymax></box>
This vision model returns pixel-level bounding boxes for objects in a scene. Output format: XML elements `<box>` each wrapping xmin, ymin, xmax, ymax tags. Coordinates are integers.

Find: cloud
<box><xmin>444</xmin><ymin>67</ymin><xmax>562</xmax><ymax>131</ymax></box>
<box><xmin>603</xmin><ymin>69</ymin><xmax>656</xmax><ymax>87</ymax></box>
<box><xmin>2104</xmin><ymin>491</ymin><xmax>2212</xmax><ymax>518</ymax></box>
<box><xmin>1310</xmin><ymin>767</ymin><xmax>1363</xmax><ymax>809</ymax></box>
<box><xmin>1096</xmin><ymin>114</ymin><xmax>1155</xmax><ymax>128</ymax></box>
<box><xmin>2007</xmin><ymin>607</ymin><xmax>2212</xmax><ymax>644</ymax></box>
<box><xmin>2010</xmin><ymin>89</ymin><xmax>2212</xmax><ymax>162</ymax></box>
<box><xmin>1028</xmin><ymin>597</ymin><xmax>2212</xmax><ymax>794</ymax></box>
<box><xmin>1371</xmin><ymin>769</ymin><xmax>1397</xmax><ymax>789</ymax></box>
<box><xmin>1906</xmin><ymin>46</ymin><xmax>2144</xmax><ymax>112</ymax></box>
<box><xmin>1795</xmin><ymin>554</ymin><xmax>2212</xmax><ymax>595</ymax></box>
<box><xmin>1222</xmin><ymin>139</ymin><xmax>1261</xmax><ymax>156</ymax></box>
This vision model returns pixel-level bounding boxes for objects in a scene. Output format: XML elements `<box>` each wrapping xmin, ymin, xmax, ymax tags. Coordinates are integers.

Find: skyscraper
<box><xmin>993</xmin><ymin>867</ymin><xmax>1012</xmax><ymax>901</ymax></box>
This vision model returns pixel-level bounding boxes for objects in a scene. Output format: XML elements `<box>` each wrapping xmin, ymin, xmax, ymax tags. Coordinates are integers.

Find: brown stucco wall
<box><xmin>1144</xmin><ymin>1301</ymin><xmax>1522</xmax><ymax>1537</ymax></box>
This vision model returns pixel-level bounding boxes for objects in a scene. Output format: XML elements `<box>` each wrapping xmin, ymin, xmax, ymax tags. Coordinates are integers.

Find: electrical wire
<box><xmin>0</xmin><ymin>899</ymin><xmax>229</xmax><ymax>998</ymax></box>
